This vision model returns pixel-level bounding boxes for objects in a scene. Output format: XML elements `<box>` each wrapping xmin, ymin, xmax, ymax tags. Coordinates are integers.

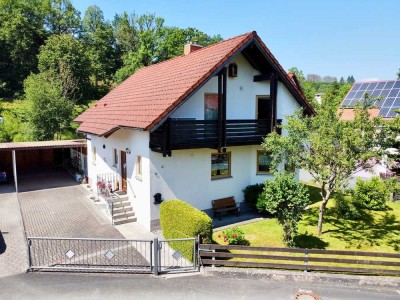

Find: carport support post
<box><xmin>12</xmin><ymin>150</ymin><xmax>18</xmax><ymax>193</ymax></box>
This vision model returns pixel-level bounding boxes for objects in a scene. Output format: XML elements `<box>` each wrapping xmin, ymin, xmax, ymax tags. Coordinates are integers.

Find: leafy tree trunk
<box><xmin>318</xmin><ymin>186</ymin><xmax>331</xmax><ymax>235</ymax></box>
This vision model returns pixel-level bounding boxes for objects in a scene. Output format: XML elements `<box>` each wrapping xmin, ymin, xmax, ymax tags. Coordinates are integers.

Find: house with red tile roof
<box><xmin>75</xmin><ymin>31</ymin><xmax>315</xmax><ymax>230</ymax></box>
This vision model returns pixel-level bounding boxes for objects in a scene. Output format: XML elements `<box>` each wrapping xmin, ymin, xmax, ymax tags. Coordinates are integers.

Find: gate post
<box><xmin>153</xmin><ymin>238</ymin><xmax>159</xmax><ymax>276</ymax></box>
<box><xmin>27</xmin><ymin>239</ymin><xmax>32</xmax><ymax>271</ymax></box>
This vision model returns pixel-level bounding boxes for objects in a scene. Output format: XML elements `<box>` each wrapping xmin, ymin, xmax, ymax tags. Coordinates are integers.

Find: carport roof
<box><xmin>0</xmin><ymin>139</ymin><xmax>86</xmax><ymax>151</ymax></box>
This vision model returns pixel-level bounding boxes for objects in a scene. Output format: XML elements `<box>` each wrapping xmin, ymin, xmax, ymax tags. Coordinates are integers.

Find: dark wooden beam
<box><xmin>270</xmin><ymin>73</ymin><xmax>278</xmax><ymax>129</ymax></box>
<box><xmin>222</xmin><ymin>67</ymin><xmax>227</xmax><ymax>149</ymax></box>
<box><xmin>253</xmin><ymin>73</ymin><xmax>273</xmax><ymax>82</ymax></box>
<box><xmin>162</xmin><ymin>119</ymin><xmax>171</xmax><ymax>157</ymax></box>
<box><xmin>216</xmin><ymin>68</ymin><xmax>228</xmax><ymax>152</ymax></box>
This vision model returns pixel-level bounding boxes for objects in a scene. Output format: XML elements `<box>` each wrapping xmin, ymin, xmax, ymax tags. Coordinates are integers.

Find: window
<box><xmin>211</xmin><ymin>153</ymin><xmax>231</xmax><ymax>179</ymax></box>
<box><xmin>204</xmin><ymin>94</ymin><xmax>219</xmax><ymax>120</ymax></box>
<box><xmin>113</xmin><ymin>149</ymin><xmax>118</xmax><ymax>165</ymax></box>
<box><xmin>92</xmin><ymin>146</ymin><xmax>96</xmax><ymax>165</ymax></box>
<box><xmin>136</xmin><ymin>155</ymin><xmax>142</xmax><ymax>178</ymax></box>
<box><xmin>257</xmin><ymin>150</ymin><xmax>272</xmax><ymax>174</ymax></box>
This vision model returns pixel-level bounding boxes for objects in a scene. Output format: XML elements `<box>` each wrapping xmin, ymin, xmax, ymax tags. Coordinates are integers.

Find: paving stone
<box><xmin>0</xmin><ymin>192</ymin><xmax>28</xmax><ymax>278</ymax></box>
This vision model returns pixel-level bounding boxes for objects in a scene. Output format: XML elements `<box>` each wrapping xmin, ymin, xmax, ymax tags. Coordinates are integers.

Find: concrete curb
<box><xmin>202</xmin><ymin>267</ymin><xmax>400</xmax><ymax>288</ymax></box>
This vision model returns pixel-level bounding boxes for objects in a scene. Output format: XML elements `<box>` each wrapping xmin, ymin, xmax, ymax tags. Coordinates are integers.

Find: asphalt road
<box><xmin>0</xmin><ymin>273</ymin><xmax>399</xmax><ymax>300</ymax></box>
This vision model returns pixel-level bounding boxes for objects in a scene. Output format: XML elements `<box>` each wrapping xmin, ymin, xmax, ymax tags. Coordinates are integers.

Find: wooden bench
<box><xmin>212</xmin><ymin>196</ymin><xmax>240</xmax><ymax>219</ymax></box>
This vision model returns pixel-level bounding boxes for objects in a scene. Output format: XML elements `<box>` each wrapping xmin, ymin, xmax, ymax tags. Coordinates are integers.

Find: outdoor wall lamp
<box><xmin>125</xmin><ymin>148</ymin><xmax>131</xmax><ymax>154</ymax></box>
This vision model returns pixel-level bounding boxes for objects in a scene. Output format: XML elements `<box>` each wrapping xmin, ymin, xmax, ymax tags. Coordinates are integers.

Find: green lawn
<box><xmin>214</xmin><ymin>192</ymin><xmax>400</xmax><ymax>253</ymax></box>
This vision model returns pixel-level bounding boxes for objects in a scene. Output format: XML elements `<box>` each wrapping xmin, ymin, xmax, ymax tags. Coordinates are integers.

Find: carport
<box><xmin>0</xmin><ymin>139</ymin><xmax>87</xmax><ymax>192</ymax></box>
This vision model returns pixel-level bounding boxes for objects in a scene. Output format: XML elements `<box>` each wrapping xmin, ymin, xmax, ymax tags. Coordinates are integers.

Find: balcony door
<box><xmin>257</xmin><ymin>96</ymin><xmax>271</xmax><ymax>120</ymax></box>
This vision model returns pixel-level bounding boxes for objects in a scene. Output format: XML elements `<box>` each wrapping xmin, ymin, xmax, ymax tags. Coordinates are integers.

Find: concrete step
<box><xmin>111</xmin><ymin>195</ymin><xmax>129</xmax><ymax>201</ymax></box>
<box><xmin>112</xmin><ymin>201</ymin><xmax>131</xmax><ymax>209</ymax></box>
<box><xmin>113</xmin><ymin>191</ymin><xmax>128</xmax><ymax>198</ymax></box>
<box><xmin>113</xmin><ymin>211</ymin><xmax>135</xmax><ymax>220</ymax></box>
<box><xmin>113</xmin><ymin>216</ymin><xmax>137</xmax><ymax>225</ymax></box>
<box><xmin>113</xmin><ymin>206</ymin><xmax>133</xmax><ymax>214</ymax></box>
<box><xmin>110</xmin><ymin>197</ymin><xmax>129</xmax><ymax>204</ymax></box>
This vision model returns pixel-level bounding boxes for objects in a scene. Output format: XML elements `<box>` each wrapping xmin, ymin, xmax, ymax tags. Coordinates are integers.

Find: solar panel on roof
<box><xmin>341</xmin><ymin>80</ymin><xmax>400</xmax><ymax>118</ymax></box>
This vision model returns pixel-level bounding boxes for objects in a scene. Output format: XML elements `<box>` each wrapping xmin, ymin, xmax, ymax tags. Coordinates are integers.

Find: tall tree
<box><xmin>37</xmin><ymin>34</ymin><xmax>92</xmax><ymax>103</ymax></box>
<box><xmin>81</xmin><ymin>5</ymin><xmax>117</xmax><ymax>92</ymax></box>
<box><xmin>25</xmin><ymin>71</ymin><xmax>74</xmax><ymax>140</ymax></box>
<box><xmin>347</xmin><ymin>75</ymin><xmax>355</xmax><ymax>83</ymax></box>
<box><xmin>263</xmin><ymin>89</ymin><xmax>383</xmax><ymax>235</ymax></box>
<box><xmin>0</xmin><ymin>0</ymin><xmax>47</xmax><ymax>96</ymax></box>
<box><xmin>397</xmin><ymin>68</ymin><xmax>400</xmax><ymax>79</ymax></box>
<box><xmin>113</xmin><ymin>12</ymin><xmax>222</xmax><ymax>83</ymax></box>
<box><xmin>43</xmin><ymin>0</ymin><xmax>81</xmax><ymax>34</ymax></box>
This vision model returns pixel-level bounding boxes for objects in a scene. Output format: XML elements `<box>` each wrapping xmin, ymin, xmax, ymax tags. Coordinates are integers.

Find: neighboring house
<box><xmin>75</xmin><ymin>31</ymin><xmax>315</xmax><ymax>231</ymax></box>
<box><xmin>315</xmin><ymin>93</ymin><xmax>323</xmax><ymax>104</ymax></box>
<box><xmin>337</xmin><ymin>80</ymin><xmax>400</xmax><ymax>185</ymax></box>
<box><xmin>340</xmin><ymin>79</ymin><xmax>400</xmax><ymax>119</ymax></box>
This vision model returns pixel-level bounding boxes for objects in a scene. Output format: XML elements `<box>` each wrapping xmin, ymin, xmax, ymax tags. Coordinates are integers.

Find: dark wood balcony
<box><xmin>150</xmin><ymin>118</ymin><xmax>274</xmax><ymax>156</ymax></box>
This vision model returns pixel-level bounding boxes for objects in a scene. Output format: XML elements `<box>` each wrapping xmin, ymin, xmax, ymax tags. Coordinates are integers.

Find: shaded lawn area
<box><xmin>214</xmin><ymin>192</ymin><xmax>400</xmax><ymax>253</ymax></box>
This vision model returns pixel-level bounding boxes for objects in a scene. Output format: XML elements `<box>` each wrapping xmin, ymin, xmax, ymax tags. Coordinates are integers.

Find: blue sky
<box><xmin>73</xmin><ymin>0</ymin><xmax>400</xmax><ymax>82</ymax></box>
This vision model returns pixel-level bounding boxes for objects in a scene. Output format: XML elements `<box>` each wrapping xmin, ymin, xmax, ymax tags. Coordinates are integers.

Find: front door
<box><xmin>120</xmin><ymin>151</ymin><xmax>127</xmax><ymax>192</ymax></box>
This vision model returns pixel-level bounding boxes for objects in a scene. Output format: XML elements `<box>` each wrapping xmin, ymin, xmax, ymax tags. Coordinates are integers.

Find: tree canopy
<box><xmin>263</xmin><ymin>86</ymin><xmax>384</xmax><ymax>235</ymax></box>
<box><xmin>24</xmin><ymin>71</ymin><xmax>74</xmax><ymax>140</ymax></box>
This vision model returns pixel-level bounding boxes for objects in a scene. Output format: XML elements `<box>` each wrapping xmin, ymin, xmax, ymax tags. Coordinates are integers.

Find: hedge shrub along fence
<box><xmin>160</xmin><ymin>200</ymin><xmax>213</xmax><ymax>261</ymax></box>
<box><xmin>199</xmin><ymin>244</ymin><xmax>400</xmax><ymax>276</ymax></box>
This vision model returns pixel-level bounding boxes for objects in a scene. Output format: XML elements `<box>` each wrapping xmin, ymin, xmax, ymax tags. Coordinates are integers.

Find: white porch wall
<box><xmin>149</xmin><ymin>146</ymin><xmax>273</xmax><ymax>217</ymax></box>
<box><xmin>86</xmin><ymin>130</ymin><xmax>152</xmax><ymax>230</ymax></box>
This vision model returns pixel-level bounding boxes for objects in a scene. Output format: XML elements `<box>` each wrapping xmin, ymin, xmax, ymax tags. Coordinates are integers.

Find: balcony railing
<box><xmin>150</xmin><ymin>118</ymin><xmax>272</xmax><ymax>154</ymax></box>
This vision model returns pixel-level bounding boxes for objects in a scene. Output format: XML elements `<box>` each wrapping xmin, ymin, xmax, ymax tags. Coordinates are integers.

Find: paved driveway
<box><xmin>18</xmin><ymin>177</ymin><xmax>123</xmax><ymax>239</ymax></box>
<box><xmin>1</xmin><ymin>172</ymin><xmax>148</xmax><ymax>277</ymax></box>
<box><xmin>0</xmin><ymin>192</ymin><xmax>28</xmax><ymax>278</ymax></box>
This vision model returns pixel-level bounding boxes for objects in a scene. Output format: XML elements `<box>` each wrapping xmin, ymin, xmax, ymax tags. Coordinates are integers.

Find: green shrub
<box><xmin>216</xmin><ymin>227</ymin><xmax>249</xmax><ymax>245</ymax></box>
<box><xmin>243</xmin><ymin>183</ymin><xmax>264</xmax><ymax>209</ymax></box>
<box><xmin>333</xmin><ymin>194</ymin><xmax>362</xmax><ymax>220</ymax></box>
<box><xmin>257</xmin><ymin>172</ymin><xmax>310</xmax><ymax>247</ymax></box>
<box><xmin>160</xmin><ymin>200</ymin><xmax>212</xmax><ymax>261</ymax></box>
<box><xmin>354</xmin><ymin>177</ymin><xmax>388</xmax><ymax>210</ymax></box>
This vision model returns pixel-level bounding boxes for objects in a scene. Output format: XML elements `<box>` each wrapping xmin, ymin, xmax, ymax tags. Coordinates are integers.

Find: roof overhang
<box><xmin>0</xmin><ymin>139</ymin><xmax>87</xmax><ymax>151</ymax></box>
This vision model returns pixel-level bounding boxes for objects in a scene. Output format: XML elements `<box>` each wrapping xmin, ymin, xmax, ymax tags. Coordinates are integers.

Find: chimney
<box><xmin>184</xmin><ymin>41</ymin><xmax>203</xmax><ymax>55</ymax></box>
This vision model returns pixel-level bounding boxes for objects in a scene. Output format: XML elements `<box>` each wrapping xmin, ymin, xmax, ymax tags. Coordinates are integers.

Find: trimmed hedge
<box><xmin>160</xmin><ymin>200</ymin><xmax>212</xmax><ymax>261</ymax></box>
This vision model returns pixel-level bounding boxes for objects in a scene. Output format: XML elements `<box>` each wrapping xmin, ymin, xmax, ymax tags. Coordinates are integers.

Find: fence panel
<box><xmin>199</xmin><ymin>244</ymin><xmax>400</xmax><ymax>276</ymax></box>
<box><xmin>27</xmin><ymin>237</ymin><xmax>153</xmax><ymax>273</ymax></box>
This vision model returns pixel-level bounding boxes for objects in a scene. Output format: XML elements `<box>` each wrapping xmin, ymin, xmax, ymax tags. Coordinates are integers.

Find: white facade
<box><xmin>86</xmin><ymin>53</ymin><xmax>302</xmax><ymax>231</ymax></box>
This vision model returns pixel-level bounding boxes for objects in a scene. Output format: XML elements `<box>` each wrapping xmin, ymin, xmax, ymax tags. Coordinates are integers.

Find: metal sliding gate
<box><xmin>27</xmin><ymin>237</ymin><xmax>197</xmax><ymax>275</ymax></box>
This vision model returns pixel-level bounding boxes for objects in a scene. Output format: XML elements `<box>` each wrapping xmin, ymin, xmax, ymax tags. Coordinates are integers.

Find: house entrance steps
<box><xmin>110</xmin><ymin>191</ymin><xmax>137</xmax><ymax>225</ymax></box>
